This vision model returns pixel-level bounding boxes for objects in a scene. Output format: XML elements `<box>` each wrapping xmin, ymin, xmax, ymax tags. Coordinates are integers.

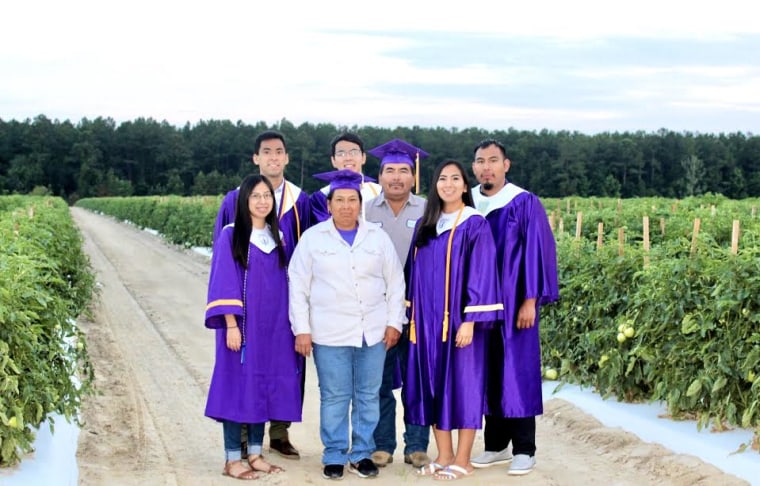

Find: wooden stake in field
<box><xmin>643</xmin><ymin>216</ymin><xmax>650</xmax><ymax>268</ymax></box>
<box><xmin>690</xmin><ymin>218</ymin><xmax>701</xmax><ymax>256</ymax></box>
<box><xmin>618</xmin><ymin>228</ymin><xmax>625</xmax><ymax>256</ymax></box>
<box><xmin>597</xmin><ymin>223</ymin><xmax>604</xmax><ymax>250</ymax></box>
<box><xmin>575</xmin><ymin>212</ymin><xmax>583</xmax><ymax>240</ymax></box>
<box><xmin>549</xmin><ymin>211</ymin><xmax>557</xmax><ymax>233</ymax></box>
<box><xmin>730</xmin><ymin>220</ymin><xmax>740</xmax><ymax>255</ymax></box>
<box><xmin>660</xmin><ymin>217</ymin><xmax>666</xmax><ymax>236</ymax></box>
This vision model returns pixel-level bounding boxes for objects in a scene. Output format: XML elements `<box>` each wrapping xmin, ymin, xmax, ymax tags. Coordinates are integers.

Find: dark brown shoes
<box><xmin>269</xmin><ymin>438</ymin><xmax>300</xmax><ymax>459</ymax></box>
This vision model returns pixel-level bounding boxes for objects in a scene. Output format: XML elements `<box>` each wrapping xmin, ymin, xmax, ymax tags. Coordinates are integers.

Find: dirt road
<box><xmin>72</xmin><ymin>207</ymin><xmax>747</xmax><ymax>485</ymax></box>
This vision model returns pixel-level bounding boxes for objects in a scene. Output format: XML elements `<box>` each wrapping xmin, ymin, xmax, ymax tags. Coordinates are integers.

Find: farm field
<box><xmin>68</xmin><ymin>206</ymin><xmax>749</xmax><ymax>485</ymax></box>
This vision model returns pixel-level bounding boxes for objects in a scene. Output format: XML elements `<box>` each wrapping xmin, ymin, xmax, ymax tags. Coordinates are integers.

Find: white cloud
<box><xmin>2</xmin><ymin>0</ymin><xmax>759</xmax><ymax>132</ymax></box>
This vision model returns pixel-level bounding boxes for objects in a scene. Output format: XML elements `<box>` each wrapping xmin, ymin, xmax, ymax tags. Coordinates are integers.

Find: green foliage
<box><xmin>542</xmin><ymin>197</ymin><xmax>760</xmax><ymax>449</ymax></box>
<box><xmin>76</xmin><ymin>195</ymin><xmax>221</xmax><ymax>247</ymax></box>
<box><xmin>2</xmin><ymin>116</ymin><xmax>760</xmax><ymax>201</ymax></box>
<box><xmin>0</xmin><ymin>196</ymin><xmax>95</xmax><ymax>466</ymax></box>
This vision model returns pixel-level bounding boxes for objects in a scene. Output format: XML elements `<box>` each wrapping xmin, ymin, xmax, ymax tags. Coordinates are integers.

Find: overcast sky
<box><xmin>2</xmin><ymin>0</ymin><xmax>759</xmax><ymax>134</ymax></box>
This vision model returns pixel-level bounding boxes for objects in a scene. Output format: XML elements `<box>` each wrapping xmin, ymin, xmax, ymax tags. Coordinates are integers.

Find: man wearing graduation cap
<box><xmin>364</xmin><ymin>139</ymin><xmax>432</xmax><ymax>469</ymax></box>
<box><xmin>310</xmin><ymin>132</ymin><xmax>383</xmax><ymax>223</ymax></box>
<box><xmin>288</xmin><ymin>169</ymin><xmax>406</xmax><ymax>480</ymax></box>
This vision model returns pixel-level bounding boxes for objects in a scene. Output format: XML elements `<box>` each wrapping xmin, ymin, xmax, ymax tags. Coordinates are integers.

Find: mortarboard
<box><xmin>313</xmin><ymin>169</ymin><xmax>376</xmax><ymax>194</ymax></box>
<box><xmin>367</xmin><ymin>138</ymin><xmax>429</xmax><ymax>194</ymax></box>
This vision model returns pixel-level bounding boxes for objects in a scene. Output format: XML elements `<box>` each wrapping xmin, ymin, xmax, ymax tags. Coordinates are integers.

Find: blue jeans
<box><xmin>313</xmin><ymin>340</ymin><xmax>386</xmax><ymax>465</ymax></box>
<box><xmin>223</xmin><ymin>421</ymin><xmax>265</xmax><ymax>460</ymax></box>
<box><xmin>374</xmin><ymin>327</ymin><xmax>430</xmax><ymax>455</ymax></box>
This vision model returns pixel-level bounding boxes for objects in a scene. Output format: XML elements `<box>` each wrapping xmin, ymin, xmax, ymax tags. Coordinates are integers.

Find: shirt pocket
<box><xmin>313</xmin><ymin>247</ymin><xmax>342</xmax><ymax>273</ymax></box>
<box><xmin>358</xmin><ymin>246</ymin><xmax>384</xmax><ymax>269</ymax></box>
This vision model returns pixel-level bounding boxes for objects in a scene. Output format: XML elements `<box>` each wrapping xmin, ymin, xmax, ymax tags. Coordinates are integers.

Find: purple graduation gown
<box><xmin>402</xmin><ymin>213</ymin><xmax>503</xmax><ymax>431</ymax></box>
<box><xmin>482</xmin><ymin>190</ymin><xmax>559</xmax><ymax>418</ymax></box>
<box><xmin>212</xmin><ymin>181</ymin><xmax>310</xmax><ymax>257</ymax></box>
<box><xmin>308</xmin><ymin>188</ymin><xmax>330</xmax><ymax>224</ymax></box>
<box><xmin>204</xmin><ymin>226</ymin><xmax>303</xmax><ymax>423</ymax></box>
<box><xmin>212</xmin><ymin>189</ymin><xmax>238</xmax><ymax>244</ymax></box>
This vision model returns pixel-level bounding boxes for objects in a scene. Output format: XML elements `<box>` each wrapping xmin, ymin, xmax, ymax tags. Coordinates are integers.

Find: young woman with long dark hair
<box><xmin>403</xmin><ymin>160</ymin><xmax>503</xmax><ymax>480</ymax></box>
<box><xmin>204</xmin><ymin>174</ymin><xmax>302</xmax><ymax>480</ymax></box>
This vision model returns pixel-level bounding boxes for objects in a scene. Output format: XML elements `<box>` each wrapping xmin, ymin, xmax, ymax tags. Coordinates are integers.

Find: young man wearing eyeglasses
<box><xmin>212</xmin><ymin>129</ymin><xmax>311</xmax><ymax>460</ymax></box>
<box><xmin>309</xmin><ymin>132</ymin><xmax>382</xmax><ymax>223</ymax></box>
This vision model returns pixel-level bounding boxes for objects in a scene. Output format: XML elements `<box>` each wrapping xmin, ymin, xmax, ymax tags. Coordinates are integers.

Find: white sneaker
<box><xmin>508</xmin><ymin>454</ymin><xmax>536</xmax><ymax>475</ymax></box>
<box><xmin>471</xmin><ymin>448</ymin><xmax>512</xmax><ymax>468</ymax></box>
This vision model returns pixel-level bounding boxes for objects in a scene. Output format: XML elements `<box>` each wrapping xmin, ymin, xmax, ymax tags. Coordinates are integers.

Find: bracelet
<box><xmin>226</xmin><ymin>326</ymin><xmax>237</xmax><ymax>329</ymax></box>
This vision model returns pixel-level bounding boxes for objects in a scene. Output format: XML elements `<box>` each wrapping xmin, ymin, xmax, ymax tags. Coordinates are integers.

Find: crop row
<box><xmin>76</xmin><ymin>195</ymin><xmax>221</xmax><ymax>248</ymax></box>
<box><xmin>0</xmin><ymin>196</ymin><xmax>95</xmax><ymax>466</ymax></box>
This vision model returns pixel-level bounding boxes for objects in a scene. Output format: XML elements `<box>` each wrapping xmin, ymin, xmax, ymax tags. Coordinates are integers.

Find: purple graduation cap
<box><xmin>367</xmin><ymin>138</ymin><xmax>429</xmax><ymax>194</ymax></box>
<box><xmin>313</xmin><ymin>169</ymin><xmax>376</xmax><ymax>195</ymax></box>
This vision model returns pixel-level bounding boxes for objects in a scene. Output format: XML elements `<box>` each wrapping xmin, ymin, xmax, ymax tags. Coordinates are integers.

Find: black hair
<box><xmin>326</xmin><ymin>188</ymin><xmax>363</xmax><ymax>203</ymax></box>
<box><xmin>254</xmin><ymin>130</ymin><xmax>287</xmax><ymax>154</ymax></box>
<box><xmin>232</xmin><ymin>174</ymin><xmax>287</xmax><ymax>268</ymax></box>
<box><xmin>414</xmin><ymin>160</ymin><xmax>474</xmax><ymax>248</ymax></box>
<box><xmin>330</xmin><ymin>132</ymin><xmax>364</xmax><ymax>155</ymax></box>
<box><xmin>473</xmin><ymin>138</ymin><xmax>507</xmax><ymax>158</ymax></box>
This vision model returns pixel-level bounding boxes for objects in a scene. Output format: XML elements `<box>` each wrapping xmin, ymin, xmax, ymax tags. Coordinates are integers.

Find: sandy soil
<box><xmin>72</xmin><ymin>207</ymin><xmax>747</xmax><ymax>486</ymax></box>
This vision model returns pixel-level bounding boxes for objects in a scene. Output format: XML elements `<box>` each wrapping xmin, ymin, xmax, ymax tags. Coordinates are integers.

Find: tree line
<box><xmin>1</xmin><ymin>115</ymin><xmax>758</xmax><ymax>203</ymax></box>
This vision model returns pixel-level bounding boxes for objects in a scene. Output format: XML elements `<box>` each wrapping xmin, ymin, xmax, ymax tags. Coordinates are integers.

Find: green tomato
<box><xmin>616</xmin><ymin>332</ymin><xmax>626</xmax><ymax>343</ymax></box>
<box><xmin>545</xmin><ymin>368</ymin><xmax>558</xmax><ymax>380</ymax></box>
<box><xmin>623</xmin><ymin>326</ymin><xmax>635</xmax><ymax>338</ymax></box>
<box><xmin>76</xmin><ymin>341</ymin><xmax>84</xmax><ymax>351</ymax></box>
<box><xmin>748</xmin><ymin>371</ymin><xmax>756</xmax><ymax>383</ymax></box>
<box><xmin>618</xmin><ymin>323</ymin><xmax>625</xmax><ymax>333</ymax></box>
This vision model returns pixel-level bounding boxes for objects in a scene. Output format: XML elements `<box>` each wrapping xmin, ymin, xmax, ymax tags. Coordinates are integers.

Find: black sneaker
<box><xmin>348</xmin><ymin>458</ymin><xmax>379</xmax><ymax>478</ymax></box>
<box><xmin>322</xmin><ymin>464</ymin><xmax>345</xmax><ymax>480</ymax></box>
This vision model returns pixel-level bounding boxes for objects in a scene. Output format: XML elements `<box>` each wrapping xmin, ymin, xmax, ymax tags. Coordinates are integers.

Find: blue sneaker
<box><xmin>472</xmin><ymin>448</ymin><xmax>513</xmax><ymax>468</ymax></box>
<box><xmin>508</xmin><ymin>454</ymin><xmax>536</xmax><ymax>475</ymax></box>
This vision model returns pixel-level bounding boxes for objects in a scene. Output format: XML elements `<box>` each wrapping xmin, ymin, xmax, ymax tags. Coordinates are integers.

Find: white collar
<box><xmin>436</xmin><ymin>206</ymin><xmax>480</xmax><ymax>235</ymax></box>
<box><xmin>249</xmin><ymin>226</ymin><xmax>279</xmax><ymax>253</ymax></box>
<box><xmin>472</xmin><ymin>183</ymin><xmax>526</xmax><ymax>216</ymax></box>
<box><xmin>278</xmin><ymin>180</ymin><xmax>302</xmax><ymax>215</ymax></box>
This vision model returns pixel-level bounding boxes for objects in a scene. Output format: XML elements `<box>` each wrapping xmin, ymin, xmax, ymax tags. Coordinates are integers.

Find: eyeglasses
<box><xmin>249</xmin><ymin>192</ymin><xmax>273</xmax><ymax>201</ymax></box>
<box><xmin>334</xmin><ymin>149</ymin><xmax>362</xmax><ymax>158</ymax></box>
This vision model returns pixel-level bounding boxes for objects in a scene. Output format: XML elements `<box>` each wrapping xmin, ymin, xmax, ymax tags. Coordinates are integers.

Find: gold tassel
<box><xmin>415</xmin><ymin>151</ymin><xmax>420</xmax><ymax>194</ymax></box>
<box><xmin>441</xmin><ymin>205</ymin><xmax>465</xmax><ymax>342</ymax></box>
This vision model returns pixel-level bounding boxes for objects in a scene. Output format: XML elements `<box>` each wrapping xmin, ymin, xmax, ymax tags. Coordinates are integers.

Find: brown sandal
<box><xmin>222</xmin><ymin>460</ymin><xmax>259</xmax><ymax>480</ymax></box>
<box><xmin>248</xmin><ymin>454</ymin><xmax>284</xmax><ymax>473</ymax></box>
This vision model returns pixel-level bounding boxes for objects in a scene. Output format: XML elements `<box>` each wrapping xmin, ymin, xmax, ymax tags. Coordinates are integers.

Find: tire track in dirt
<box><xmin>73</xmin><ymin>208</ymin><xmax>222</xmax><ymax>484</ymax></box>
